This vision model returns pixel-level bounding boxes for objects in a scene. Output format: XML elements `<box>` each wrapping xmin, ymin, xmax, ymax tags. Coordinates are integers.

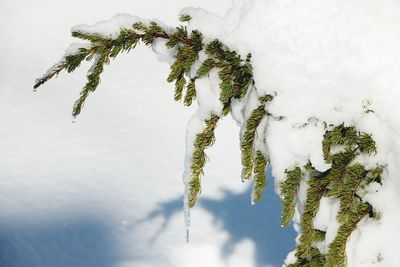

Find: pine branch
<box><xmin>252</xmin><ymin>151</ymin><xmax>268</xmax><ymax>203</ymax></box>
<box><xmin>34</xmin><ymin>47</ymin><xmax>94</xmax><ymax>90</ymax></box>
<box><xmin>281</xmin><ymin>167</ymin><xmax>302</xmax><ymax>226</ymax></box>
<box><xmin>188</xmin><ymin>115</ymin><xmax>219</xmax><ymax>208</ymax></box>
<box><xmin>295</xmin><ymin>174</ymin><xmax>328</xmax><ymax>260</ymax></box>
<box><xmin>183</xmin><ymin>79</ymin><xmax>196</xmax><ymax>106</ymax></box>
<box><xmin>241</xmin><ymin>96</ymin><xmax>271</xmax><ymax>181</ymax></box>
<box><xmin>290</xmin><ymin>127</ymin><xmax>382</xmax><ymax>265</ymax></box>
<box><xmin>34</xmin><ymin>17</ymin><xmax>262</xmax><ymax>209</ymax></box>
<box><xmin>72</xmin><ymin>52</ymin><xmax>109</xmax><ymax>117</ymax></box>
<box><xmin>34</xmin><ymin>14</ymin><xmax>385</xmax><ymax>266</ymax></box>
<box><xmin>337</xmin><ymin>163</ymin><xmax>367</xmax><ymax>222</ymax></box>
<box><xmin>326</xmin><ymin>202</ymin><xmax>372</xmax><ymax>267</ymax></box>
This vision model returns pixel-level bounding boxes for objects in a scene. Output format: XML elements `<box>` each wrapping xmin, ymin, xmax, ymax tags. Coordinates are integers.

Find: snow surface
<box><xmin>2</xmin><ymin>0</ymin><xmax>400</xmax><ymax>266</ymax></box>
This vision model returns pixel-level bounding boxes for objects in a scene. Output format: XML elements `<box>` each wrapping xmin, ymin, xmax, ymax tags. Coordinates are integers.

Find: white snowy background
<box><xmin>0</xmin><ymin>1</ymin><xmax>296</xmax><ymax>267</ymax></box>
<box><xmin>3</xmin><ymin>0</ymin><xmax>400</xmax><ymax>266</ymax></box>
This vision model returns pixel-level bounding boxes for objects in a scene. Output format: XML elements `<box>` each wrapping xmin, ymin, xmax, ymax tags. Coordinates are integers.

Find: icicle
<box><xmin>183</xmin><ymin>178</ymin><xmax>191</xmax><ymax>243</ymax></box>
<box><xmin>250</xmin><ymin>191</ymin><xmax>256</xmax><ymax>206</ymax></box>
<box><xmin>71</xmin><ymin>115</ymin><xmax>79</xmax><ymax>124</ymax></box>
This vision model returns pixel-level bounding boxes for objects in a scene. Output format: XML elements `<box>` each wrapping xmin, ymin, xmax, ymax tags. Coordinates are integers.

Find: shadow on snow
<box><xmin>0</xmin><ymin>216</ymin><xmax>124</xmax><ymax>267</ymax></box>
<box><xmin>138</xmin><ymin>168</ymin><xmax>297</xmax><ymax>267</ymax></box>
<box><xmin>0</xmin><ymin>170</ymin><xmax>296</xmax><ymax>267</ymax></box>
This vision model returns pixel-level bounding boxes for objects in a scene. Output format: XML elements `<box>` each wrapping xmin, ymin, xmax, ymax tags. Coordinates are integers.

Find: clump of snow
<box><xmin>72</xmin><ymin>13</ymin><xmax>175</xmax><ymax>40</ymax></box>
<box><xmin>151</xmin><ymin>39</ymin><xmax>177</xmax><ymax>65</ymax></box>
<box><xmin>64</xmin><ymin>42</ymin><xmax>91</xmax><ymax>56</ymax></box>
<box><xmin>313</xmin><ymin>197</ymin><xmax>341</xmax><ymax>254</ymax></box>
<box><xmin>72</xmin><ymin>14</ymin><xmax>141</xmax><ymax>39</ymax></box>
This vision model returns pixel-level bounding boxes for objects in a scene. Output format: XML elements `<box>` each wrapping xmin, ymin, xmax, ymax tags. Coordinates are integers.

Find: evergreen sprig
<box><xmin>34</xmin><ymin>17</ymin><xmax>261</xmax><ymax>209</ymax></box>
<box><xmin>326</xmin><ymin>202</ymin><xmax>372</xmax><ymax>267</ymax></box>
<box><xmin>287</xmin><ymin>125</ymin><xmax>382</xmax><ymax>266</ymax></box>
<box><xmin>34</xmin><ymin>47</ymin><xmax>93</xmax><ymax>90</ymax></box>
<box><xmin>281</xmin><ymin>167</ymin><xmax>302</xmax><ymax>226</ymax></box>
<box><xmin>295</xmin><ymin>170</ymin><xmax>328</xmax><ymax>261</ymax></box>
<box><xmin>240</xmin><ymin>94</ymin><xmax>272</xmax><ymax>203</ymax></box>
<box><xmin>336</xmin><ymin>163</ymin><xmax>367</xmax><ymax>222</ymax></box>
<box><xmin>72</xmin><ymin>52</ymin><xmax>109</xmax><ymax>117</ymax></box>
<box><xmin>252</xmin><ymin>151</ymin><xmax>268</xmax><ymax>202</ymax></box>
<box><xmin>179</xmin><ymin>14</ymin><xmax>192</xmax><ymax>22</ymax></box>
<box><xmin>183</xmin><ymin>79</ymin><xmax>196</xmax><ymax>106</ymax></box>
<box><xmin>241</xmin><ymin>99</ymin><xmax>268</xmax><ymax>181</ymax></box>
<box><xmin>188</xmin><ymin>115</ymin><xmax>219</xmax><ymax>208</ymax></box>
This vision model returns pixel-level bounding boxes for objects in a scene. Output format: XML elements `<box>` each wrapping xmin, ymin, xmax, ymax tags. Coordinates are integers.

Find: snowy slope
<box><xmin>0</xmin><ymin>1</ymin><xmax>295</xmax><ymax>267</ymax></box>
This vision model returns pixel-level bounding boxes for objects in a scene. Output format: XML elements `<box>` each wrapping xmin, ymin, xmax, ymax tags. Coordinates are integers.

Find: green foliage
<box><xmin>34</xmin><ymin>47</ymin><xmax>93</xmax><ymax>90</ymax></box>
<box><xmin>288</xmin><ymin>247</ymin><xmax>326</xmax><ymax>267</ymax></box>
<box><xmin>196</xmin><ymin>58</ymin><xmax>216</xmax><ymax>78</ymax></box>
<box><xmin>183</xmin><ymin>79</ymin><xmax>196</xmax><ymax>106</ymax></box>
<box><xmin>241</xmin><ymin>97</ymin><xmax>270</xmax><ymax>181</ymax></box>
<box><xmin>73</xmin><ymin>52</ymin><xmax>109</xmax><ymax>117</ymax></box>
<box><xmin>34</xmin><ymin>17</ymin><xmax>265</xmax><ymax>209</ymax></box>
<box><xmin>280</xmin><ymin>167</ymin><xmax>302</xmax><ymax>227</ymax></box>
<box><xmin>179</xmin><ymin>14</ymin><xmax>192</xmax><ymax>22</ymax></box>
<box><xmin>188</xmin><ymin>115</ymin><xmax>219</xmax><ymax>208</ymax></box>
<box><xmin>252</xmin><ymin>151</ymin><xmax>268</xmax><ymax>202</ymax></box>
<box><xmin>326</xmin><ymin>202</ymin><xmax>372</xmax><ymax>267</ymax></box>
<box><xmin>295</xmin><ymin>166</ymin><xmax>329</xmax><ymax>260</ymax></box>
<box><xmin>285</xmin><ymin>125</ymin><xmax>382</xmax><ymax>266</ymax></box>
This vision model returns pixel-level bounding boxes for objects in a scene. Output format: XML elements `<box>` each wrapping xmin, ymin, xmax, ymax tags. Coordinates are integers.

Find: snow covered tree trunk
<box><xmin>34</xmin><ymin>1</ymin><xmax>400</xmax><ymax>266</ymax></box>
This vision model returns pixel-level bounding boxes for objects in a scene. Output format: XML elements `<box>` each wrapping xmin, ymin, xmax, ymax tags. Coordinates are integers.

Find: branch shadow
<box><xmin>0</xmin><ymin>215</ymin><xmax>126</xmax><ymax>267</ymax></box>
<box><xmin>2</xmin><ymin>171</ymin><xmax>296</xmax><ymax>267</ymax></box>
<box><xmin>137</xmin><ymin>168</ymin><xmax>296</xmax><ymax>267</ymax></box>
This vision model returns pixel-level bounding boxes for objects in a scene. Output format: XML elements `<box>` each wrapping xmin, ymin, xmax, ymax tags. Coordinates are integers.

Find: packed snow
<box><xmin>2</xmin><ymin>0</ymin><xmax>400</xmax><ymax>266</ymax></box>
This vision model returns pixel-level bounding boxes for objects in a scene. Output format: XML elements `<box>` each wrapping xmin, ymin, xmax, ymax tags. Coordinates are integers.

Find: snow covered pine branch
<box><xmin>34</xmin><ymin>7</ymin><xmax>393</xmax><ymax>267</ymax></box>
